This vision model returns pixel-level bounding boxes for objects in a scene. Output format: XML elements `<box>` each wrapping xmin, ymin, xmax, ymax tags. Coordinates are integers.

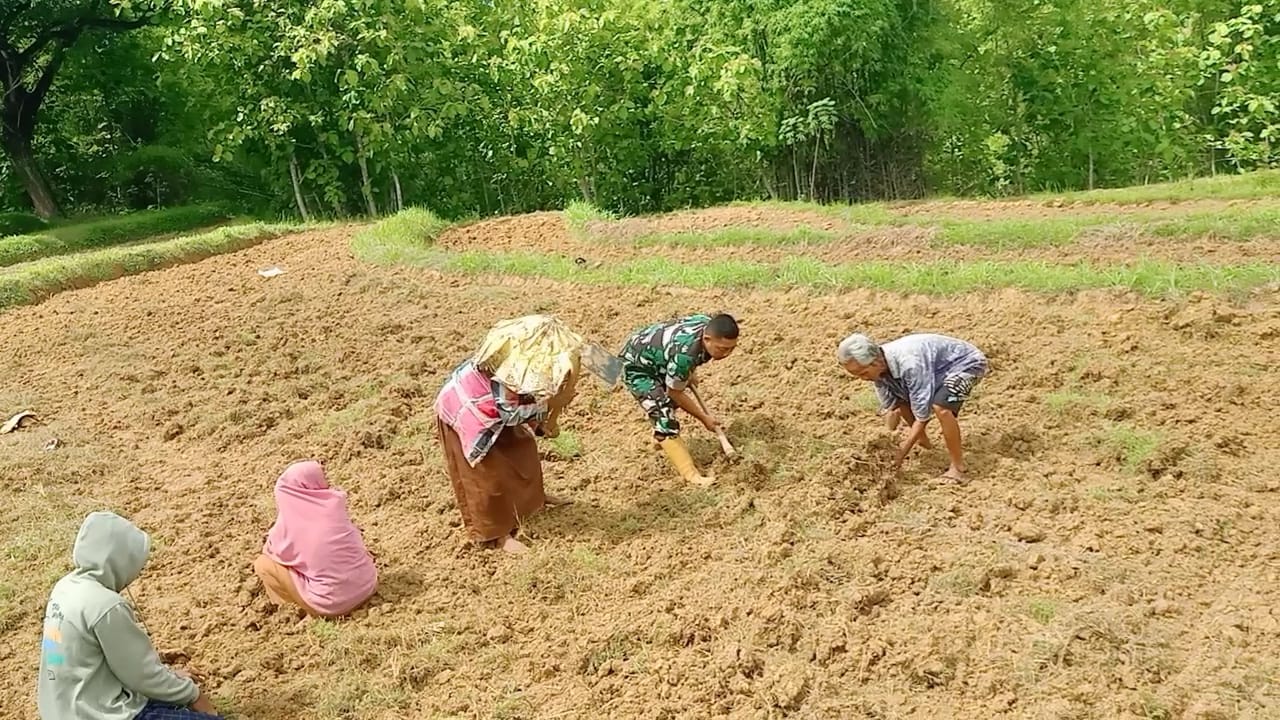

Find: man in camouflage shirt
<box><xmin>619</xmin><ymin>313</ymin><xmax>740</xmax><ymax>485</ymax></box>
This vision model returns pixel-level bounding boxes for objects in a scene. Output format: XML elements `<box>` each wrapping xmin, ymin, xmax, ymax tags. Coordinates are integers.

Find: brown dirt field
<box><xmin>439</xmin><ymin>210</ymin><xmax>1280</xmax><ymax>266</ymax></box>
<box><xmin>2</xmin><ymin>217</ymin><xmax>1280</xmax><ymax>720</ymax></box>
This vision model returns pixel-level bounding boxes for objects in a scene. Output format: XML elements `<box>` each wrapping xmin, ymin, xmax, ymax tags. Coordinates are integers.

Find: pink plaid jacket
<box><xmin>435</xmin><ymin>360</ymin><xmax>544</xmax><ymax>466</ymax></box>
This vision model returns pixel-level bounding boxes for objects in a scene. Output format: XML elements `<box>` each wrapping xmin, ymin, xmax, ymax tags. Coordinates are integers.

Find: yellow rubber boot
<box><xmin>659</xmin><ymin>438</ymin><xmax>713</xmax><ymax>486</ymax></box>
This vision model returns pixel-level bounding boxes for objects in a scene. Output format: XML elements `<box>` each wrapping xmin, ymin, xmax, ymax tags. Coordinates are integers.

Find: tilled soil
<box><xmin>1</xmin><ymin>217</ymin><xmax>1279</xmax><ymax>720</ymax></box>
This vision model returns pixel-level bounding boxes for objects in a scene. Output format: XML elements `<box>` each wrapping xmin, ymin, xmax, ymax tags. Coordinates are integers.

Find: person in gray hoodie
<box><xmin>38</xmin><ymin>511</ymin><xmax>222</xmax><ymax>720</ymax></box>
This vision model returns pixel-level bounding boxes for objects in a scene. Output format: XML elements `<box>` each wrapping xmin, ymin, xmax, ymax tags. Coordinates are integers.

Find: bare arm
<box><xmin>96</xmin><ymin>605</ymin><xmax>198</xmax><ymax>706</ymax></box>
<box><xmin>893</xmin><ymin>420</ymin><xmax>929</xmax><ymax>469</ymax></box>
<box><xmin>884</xmin><ymin>402</ymin><xmax>911</xmax><ymax>431</ymax></box>
<box><xmin>537</xmin><ymin>368</ymin><xmax>581</xmax><ymax>438</ymax></box>
<box><xmin>669</xmin><ymin>387</ymin><xmax>717</xmax><ymax>430</ymax></box>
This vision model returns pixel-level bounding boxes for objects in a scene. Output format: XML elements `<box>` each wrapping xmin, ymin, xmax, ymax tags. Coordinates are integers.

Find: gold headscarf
<box><xmin>473</xmin><ymin>314</ymin><xmax>586</xmax><ymax>399</ymax></box>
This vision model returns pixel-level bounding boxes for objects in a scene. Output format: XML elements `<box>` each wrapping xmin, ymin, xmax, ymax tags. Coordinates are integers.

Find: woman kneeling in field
<box><xmin>435</xmin><ymin>315</ymin><xmax>586</xmax><ymax>554</ymax></box>
<box><xmin>252</xmin><ymin>460</ymin><xmax>379</xmax><ymax>617</ymax></box>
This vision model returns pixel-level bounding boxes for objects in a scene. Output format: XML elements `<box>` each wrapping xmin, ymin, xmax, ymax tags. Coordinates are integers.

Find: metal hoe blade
<box><xmin>580</xmin><ymin>342</ymin><xmax>623</xmax><ymax>388</ymax></box>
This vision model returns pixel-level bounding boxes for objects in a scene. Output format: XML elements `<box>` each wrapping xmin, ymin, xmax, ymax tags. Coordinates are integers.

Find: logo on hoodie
<box><xmin>42</xmin><ymin>603</ymin><xmax>65</xmax><ymax>674</ymax></box>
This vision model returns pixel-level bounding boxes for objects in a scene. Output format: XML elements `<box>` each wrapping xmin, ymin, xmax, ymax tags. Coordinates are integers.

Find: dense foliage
<box><xmin>2</xmin><ymin>0</ymin><xmax>1277</xmax><ymax>218</ymax></box>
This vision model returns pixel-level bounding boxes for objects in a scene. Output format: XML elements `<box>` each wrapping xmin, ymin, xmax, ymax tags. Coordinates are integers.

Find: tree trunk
<box><xmin>1</xmin><ymin>9</ymin><xmax>154</xmax><ymax>218</ymax></box>
<box><xmin>355</xmin><ymin>132</ymin><xmax>377</xmax><ymax>217</ymax></box>
<box><xmin>810</xmin><ymin>133</ymin><xmax>821</xmax><ymax>201</ymax></box>
<box><xmin>392</xmin><ymin>171</ymin><xmax>403</xmax><ymax>212</ymax></box>
<box><xmin>1087</xmin><ymin>148</ymin><xmax>1095</xmax><ymax>190</ymax></box>
<box><xmin>576</xmin><ymin>171</ymin><xmax>594</xmax><ymax>204</ymax></box>
<box><xmin>791</xmin><ymin>148</ymin><xmax>802</xmax><ymax>200</ymax></box>
<box><xmin>1</xmin><ymin>130</ymin><xmax>59</xmax><ymax>218</ymax></box>
<box><xmin>760</xmin><ymin>164</ymin><xmax>777</xmax><ymax>200</ymax></box>
<box><xmin>289</xmin><ymin>151</ymin><xmax>312</xmax><ymax>222</ymax></box>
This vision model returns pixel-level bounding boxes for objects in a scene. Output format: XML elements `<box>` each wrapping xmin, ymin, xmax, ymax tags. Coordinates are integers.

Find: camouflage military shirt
<box><xmin>619</xmin><ymin>314</ymin><xmax>712</xmax><ymax>394</ymax></box>
<box><xmin>619</xmin><ymin>314</ymin><xmax>713</xmax><ymax>438</ymax></box>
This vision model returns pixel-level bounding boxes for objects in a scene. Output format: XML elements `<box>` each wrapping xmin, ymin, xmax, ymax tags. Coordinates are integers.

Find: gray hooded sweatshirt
<box><xmin>38</xmin><ymin>511</ymin><xmax>199</xmax><ymax>720</ymax></box>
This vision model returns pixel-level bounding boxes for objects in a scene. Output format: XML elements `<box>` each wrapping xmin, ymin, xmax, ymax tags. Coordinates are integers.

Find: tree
<box><xmin>1198</xmin><ymin>1</ymin><xmax>1280</xmax><ymax>170</ymax></box>
<box><xmin>0</xmin><ymin>0</ymin><xmax>160</xmax><ymax>218</ymax></box>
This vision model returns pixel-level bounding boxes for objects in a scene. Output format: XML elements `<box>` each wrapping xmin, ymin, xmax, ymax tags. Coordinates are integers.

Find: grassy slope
<box><xmin>0</xmin><ymin>205</ymin><xmax>239</xmax><ymax>267</ymax></box>
<box><xmin>0</xmin><ymin>222</ymin><xmax>302</xmax><ymax>311</ymax></box>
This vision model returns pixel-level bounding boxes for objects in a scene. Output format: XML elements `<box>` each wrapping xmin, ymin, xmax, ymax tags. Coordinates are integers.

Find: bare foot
<box><xmin>500</xmin><ymin>536</ymin><xmax>529</xmax><ymax>555</ymax></box>
<box><xmin>937</xmin><ymin>466</ymin><xmax>967</xmax><ymax>484</ymax></box>
<box><xmin>544</xmin><ymin>493</ymin><xmax>573</xmax><ymax>507</ymax></box>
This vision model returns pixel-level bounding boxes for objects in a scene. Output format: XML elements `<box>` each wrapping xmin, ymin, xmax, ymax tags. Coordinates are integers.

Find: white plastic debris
<box><xmin>257</xmin><ymin>266</ymin><xmax>286</xmax><ymax>279</ymax></box>
<box><xmin>1</xmin><ymin>411</ymin><xmax>36</xmax><ymax>434</ymax></box>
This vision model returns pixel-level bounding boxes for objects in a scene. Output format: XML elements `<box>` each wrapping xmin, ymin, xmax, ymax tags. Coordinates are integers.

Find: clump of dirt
<box><xmin>992</xmin><ymin>423</ymin><xmax>1044</xmax><ymax>457</ymax></box>
<box><xmin>1165</xmin><ymin>293</ymin><xmax>1248</xmax><ymax>340</ymax></box>
<box><xmin>854</xmin><ymin>433</ymin><xmax>898</xmax><ymax>473</ymax></box>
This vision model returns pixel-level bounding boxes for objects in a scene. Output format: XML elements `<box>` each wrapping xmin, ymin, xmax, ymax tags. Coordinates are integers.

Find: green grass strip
<box><xmin>630</xmin><ymin>226</ymin><xmax>839</xmax><ymax>248</ymax></box>
<box><xmin>556</xmin><ymin>171</ymin><xmax>1280</xmax><ymax>252</ymax></box>
<box><xmin>815</xmin><ymin>169</ymin><xmax>1280</xmax><ymax>208</ymax></box>
<box><xmin>0</xmin><ymin>222</ymin><xmax>300</xmax><ymax>311</ymax></box>
<box><xmin>0</xmin><ymin>205</ymin><xmax>235</xmax><ymax>267</ymax></box>
<box><xmin>625</xmin><ymin>218</ymin><xmax>1055</xmax><ymax>249</ymax></box>
<box><xmin>1034</xmin><ymin>168</ymin><xmax>1280</xmax><ymax>204</ymax></box>
<box><xmin>353</xmin><ymin>207</ymin><xmax>1279</xmax><ymax>296</ymax></box>
<box><xmin>933</xmin><ymin>216</ymin><xmax>1099</xmax><ymax>248</ymax></box>
<box><xmin>1149</xmin><ymin>205</ymin><xmax>1280</xmax><ymax>242</ymax></box>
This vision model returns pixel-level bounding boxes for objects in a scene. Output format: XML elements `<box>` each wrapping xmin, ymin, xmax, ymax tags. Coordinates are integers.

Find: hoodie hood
<box><xmin>72</xmin><ymin>511</ymin><xmax>151</xmax><ymax>592</ymax></box>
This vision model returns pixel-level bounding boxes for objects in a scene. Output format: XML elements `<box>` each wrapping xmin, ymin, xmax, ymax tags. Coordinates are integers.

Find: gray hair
<box><xmin>836</xmin><ymin>333</ymin><xmax>879</xmax><ymax>365</ymax></box>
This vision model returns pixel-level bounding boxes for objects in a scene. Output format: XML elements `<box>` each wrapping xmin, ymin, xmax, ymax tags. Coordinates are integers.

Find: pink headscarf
<box><xmin>263</xmin><ymin>460</ymin><xmax>378</xmax><ymax>616</ymax></box>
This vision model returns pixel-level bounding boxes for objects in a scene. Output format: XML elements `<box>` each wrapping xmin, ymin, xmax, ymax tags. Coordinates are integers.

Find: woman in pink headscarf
<box><xmin>251</xmin><ymin>460</ymin><xmax>378</xmax><ymax>617</ymax></box>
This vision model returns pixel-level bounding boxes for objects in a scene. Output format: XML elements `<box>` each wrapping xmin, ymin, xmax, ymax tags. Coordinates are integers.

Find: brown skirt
<box><xmin>438</xmin><ymin>419</ymin><xmax>545</xmax><ymax>542</ymax></box>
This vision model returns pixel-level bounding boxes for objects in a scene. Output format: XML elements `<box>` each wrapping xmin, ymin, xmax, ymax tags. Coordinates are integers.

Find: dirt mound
<box><xmin>1</xmin><ymin>214</ymin><xmax>1278</xmax><ymax>719</ymax></box>
<box><xmin>437</xmin><ymin>211</ymin><xmax>575</xmax><ymax>255</ymax></box>
<box><xmin>432</xmin><ymin>206</ymin><xmax>1280</xmax><ymax>266</ymax></box>
<box><xmin>594</xmin><ymin>205</ymin><xmax>841</xmax><ymax>241</ymax></box>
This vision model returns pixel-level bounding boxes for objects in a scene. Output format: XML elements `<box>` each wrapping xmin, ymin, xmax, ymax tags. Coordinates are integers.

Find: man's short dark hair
<box><xmin>706</xmin><ymin>313</ymin><xmax>739</xmax><ymax>339</ymax></box>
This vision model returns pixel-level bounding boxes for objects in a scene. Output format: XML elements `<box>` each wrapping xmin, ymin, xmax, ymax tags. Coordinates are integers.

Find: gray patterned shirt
<box><xmin>874</xmin><ymin>333</ymin><xmax>988</xmax><ymax>421</ymax></box>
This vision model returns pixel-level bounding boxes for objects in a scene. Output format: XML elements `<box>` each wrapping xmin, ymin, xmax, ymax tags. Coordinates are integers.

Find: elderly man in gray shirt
<box><xmin>837</xmin><ymin>332</ymin><xmax>988</xmax><ymax>482</ymax></box>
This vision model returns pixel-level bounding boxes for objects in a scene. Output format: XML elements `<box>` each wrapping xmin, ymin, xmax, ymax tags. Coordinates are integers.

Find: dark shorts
<box><xmin>931</xmin><ymin>373</ymin><xmax>981</xmax><ymax>415</ymax></box>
